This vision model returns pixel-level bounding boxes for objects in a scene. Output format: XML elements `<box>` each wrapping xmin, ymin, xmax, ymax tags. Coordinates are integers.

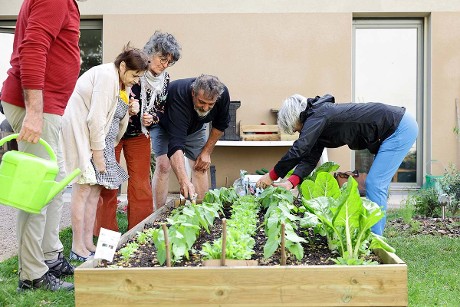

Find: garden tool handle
<box><xmin>0</xmin><ymin>133</ymin><xmax>57</xmax><ymax>162</ymax></box>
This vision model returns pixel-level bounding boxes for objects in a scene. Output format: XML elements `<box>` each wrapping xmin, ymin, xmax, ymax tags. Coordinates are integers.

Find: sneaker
<box><xmin>17</xmin><ymin>271</ymin><xmax>74</xmax><ymax>292</ymax></box>
<box><xmin>45</xmin><ymin>252</ymin><xmax>74</xmax><ymax>278</ymax></box>
<box><xmin>69</xmin><ymin>250</ymin><xmax>93</xmax><ymax>262</ymax></box>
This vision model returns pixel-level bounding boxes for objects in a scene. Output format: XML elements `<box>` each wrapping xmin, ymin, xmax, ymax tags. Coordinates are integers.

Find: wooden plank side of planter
<box><xmin>75</xmin><ymin>263</ymin><xmax>407</xmax><ymax>306</ymax></box>
<box><xmin>117</xmin><ymin>202</ymin><xmax>173</xmax><ymax>249</ymax></box>
<box><xmin>373</xmin><ymin>248</ymin><xmax>405</xmax><ymax>264</ymax></box>
<box><xmin>202</xmin><ymin>259</ymin><xmax>259</xmax><ymax>266</ymax></box>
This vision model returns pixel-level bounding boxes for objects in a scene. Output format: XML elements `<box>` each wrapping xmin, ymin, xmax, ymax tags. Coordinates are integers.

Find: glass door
<box><xmin>353</xmin><ymin>18</ymin><xmax>423</xmax><ymax>187</ymax></box>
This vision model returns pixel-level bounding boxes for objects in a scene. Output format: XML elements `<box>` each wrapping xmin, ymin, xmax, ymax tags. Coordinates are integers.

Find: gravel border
<box><xmin>0</xmin><ymin>193</ymin><xmax>73</xmax><ymax>262</ymax></box>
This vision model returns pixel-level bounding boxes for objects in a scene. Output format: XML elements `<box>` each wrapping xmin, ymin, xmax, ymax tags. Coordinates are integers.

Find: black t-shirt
<box><xmin>159</xmin><ymin>78</ymin><xmax>231</xmax><ymax>158</ymax></box>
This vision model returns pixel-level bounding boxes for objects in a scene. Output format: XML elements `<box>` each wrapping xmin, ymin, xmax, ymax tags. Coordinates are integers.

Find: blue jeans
<box><xmin>367</xmin><ymin>111</ymin><xmax>418</xmax><ymax>235</ymax></box>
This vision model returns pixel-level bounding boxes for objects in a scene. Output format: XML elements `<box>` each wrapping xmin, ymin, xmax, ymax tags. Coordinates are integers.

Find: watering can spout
<box><xmin>46</xmin><ymin>168</ymin><xmax>81</xmax><ymax>204</ymax></box>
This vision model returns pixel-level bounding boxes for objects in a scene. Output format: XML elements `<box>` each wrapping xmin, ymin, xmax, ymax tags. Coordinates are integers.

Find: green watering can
<box><xmin>0</xmin><ymin>133</ymin><xmax>81</xmax><ymax>214</ymax></box>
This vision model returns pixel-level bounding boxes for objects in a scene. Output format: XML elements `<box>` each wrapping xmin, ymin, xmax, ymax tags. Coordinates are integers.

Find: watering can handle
<box><xmin>0</xmin><ymin>133</ymin><xmax>57</xmax><ymax>162</ymax></box>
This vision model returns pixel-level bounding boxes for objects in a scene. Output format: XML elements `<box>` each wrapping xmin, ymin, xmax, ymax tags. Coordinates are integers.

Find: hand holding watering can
<box><xmin>0</xmin><ymin>134</ymin><xmax>81</xmax><ymax>214</ymax></box>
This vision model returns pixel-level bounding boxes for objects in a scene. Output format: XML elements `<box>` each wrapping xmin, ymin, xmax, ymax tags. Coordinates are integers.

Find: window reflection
<box><xmin>0</xmin><ymin>21</ymin><xmax>102</xmax><ymax>82</ymax></box>
<box><xmin>353</xmin><ymin>20</ymin><xmax>422</xmax><ymax>185</ymax></box>
<box><xmin>79</xmin><ymin>28</ymin><xmax>102</xmax><ymax>76</ymax></box>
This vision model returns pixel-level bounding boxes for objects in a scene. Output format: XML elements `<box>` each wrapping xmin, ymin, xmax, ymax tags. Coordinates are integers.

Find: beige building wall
<box><xmin>104</xmin><ymin>13</ymin><xmax>352</xmax><ymax>190</ymax></box>
<box><xmin>2</xmin><ymin>0</ymin><xmax>460</xmax><ymax>191</ymax></box>
<box><xmin>431</xmin><ymin>12</ymin><xmax>460</xmax><ymax>171</ymax></box>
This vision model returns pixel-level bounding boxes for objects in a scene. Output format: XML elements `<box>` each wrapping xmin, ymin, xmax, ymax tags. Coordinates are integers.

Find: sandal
<box><xmin>69</xmin><ymin>250</ymin><xmax>93</xmax><ymax>262</ymax></box>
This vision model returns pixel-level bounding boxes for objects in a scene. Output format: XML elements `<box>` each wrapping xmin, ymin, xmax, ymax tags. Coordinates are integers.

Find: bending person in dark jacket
<box><xmin>256</xmin><ymin>94</ymin><xmax>418</xmax><ymax>235</ymax></box>
<box><xmin>151</xmin><ymin>74</ymin><xmax>230</xmax><ymax>206</ymax></box>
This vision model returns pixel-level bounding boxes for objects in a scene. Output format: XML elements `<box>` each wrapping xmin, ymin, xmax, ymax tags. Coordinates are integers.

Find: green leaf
<box><xmin>183</xmin><ymin>228</ymin><xmax>198</xmax><ymax>249</ymax></box>
<box><xmin>369</xmin><ymin>234</ymin><xmax>396</xmax><ymax>253</ymax></box>
<box><xmin>299</xmin><ymin>212</ymin><xmax>321</xmax><ymax>228</ymax></box>
<box><xmin>172</xmin><ymin>243</ymin><xmax>186</xmax><ymax>261</ymax></box>
<box><xmin>156</xmin><ymin>246</ymin><xmax>166</xmax><ymax>265</ymax></box>
<box><xmin>286</xmin><ymin>241</ymin><xmax>304</xmax><ymax>260</ymax></box>
<box><xmin>305</xmin><ymin>161</ymin><xmax>340</xmax><ymax>181</ymax></box>
<box><xmin>267</xmin><ymin>214</ymin><xmax>280</xmax><ymax>230</ymax></box>
<box><xmin>263</xmin><ymin>236</ymin><xmax>280</xmax><ymax>258</ymax></box>
<box><xmin>314</xmin><ymin>172</ymin><xmax>341</xmax><ymax>199</ymax></box>
<box><xmin>285</xmin><ymin>228</ymin><xmax>306</xmax><ymax>243</ymax></box>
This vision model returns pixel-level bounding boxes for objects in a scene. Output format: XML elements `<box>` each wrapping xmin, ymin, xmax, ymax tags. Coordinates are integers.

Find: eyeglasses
<box><xmin>158</xmin><ymin>56</ymin><xmax>175</xmax><ymax>67</ymax></box>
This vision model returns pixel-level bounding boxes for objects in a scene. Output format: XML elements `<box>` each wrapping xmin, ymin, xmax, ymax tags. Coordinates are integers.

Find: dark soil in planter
<box><xmin>104</xmin><ymin>203</ymin><xmax>382</xmax><ymax>268</ymax></box>
<box><xmin>102</xmin><ymin>198</ymin><xmax>460</xmax><ymax>269</ymax></box>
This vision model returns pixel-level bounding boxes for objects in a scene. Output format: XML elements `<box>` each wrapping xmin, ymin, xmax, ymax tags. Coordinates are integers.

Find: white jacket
<box><xmin>61</xmin><ymin>63</ymin><xmax>129</xmax><ymax>176</ymax></box>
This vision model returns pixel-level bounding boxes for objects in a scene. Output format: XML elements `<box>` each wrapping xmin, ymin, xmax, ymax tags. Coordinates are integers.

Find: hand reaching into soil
<box><xmin>256</xmin><ymin>173</ymin><xmax>273</xmax><ymax>189</ymax></box>
<box><xmin>180</xmin><ymin>180</ymin><xmax>196</xmax><ymax>201</ymax></box>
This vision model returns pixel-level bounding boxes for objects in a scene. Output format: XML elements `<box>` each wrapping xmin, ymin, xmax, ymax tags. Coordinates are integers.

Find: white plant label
<box><xmin>94</xmin><ymin>227</ymin><xmax>121</xmax><ymax>262</ymax></box>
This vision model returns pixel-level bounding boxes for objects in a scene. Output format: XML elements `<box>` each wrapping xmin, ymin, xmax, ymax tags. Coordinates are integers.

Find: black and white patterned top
<box><xmin>92</xmin><ymin>97</ymin><xmax>129</xmax><ymax>189</ymax></box>
<box><xmin>124</xmin><ymin>72</ymin><xmax>170</xmax><ymax>138</ymax></box>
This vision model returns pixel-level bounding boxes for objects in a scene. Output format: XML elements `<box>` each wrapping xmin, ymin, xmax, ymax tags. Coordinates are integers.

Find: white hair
<box><xmin>277</xmin><ymin>94</ymin><xmax>309</xmax><ymax>134</ymax></box>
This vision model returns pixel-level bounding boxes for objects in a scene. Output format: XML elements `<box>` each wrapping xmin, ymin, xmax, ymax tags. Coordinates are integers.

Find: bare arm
<box><xmin>170</xmin><ymin>149</ymin><xmax>195</xmax><ymax>199</ymax></box>
<box><xmin>18</xmin><ymin>89</ymin><xmax>44</xmax><ymax>143</ymax></box>
<box><xmin>194</xmin><ymin>127</ymin><xmax>223</xmax><ymax>172</ymax></box>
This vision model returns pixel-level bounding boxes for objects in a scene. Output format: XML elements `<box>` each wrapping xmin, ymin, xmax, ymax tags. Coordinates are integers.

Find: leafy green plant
<box><xmin>152</xmin><ymin>202</ymin><xmax>219</xmax><ymax>264</ymax></box>
<box><xmin>300</xmin><ymin>172</ymin><xmax>394</xmax><ymax>265</ymax></box>
<box><xmin>284</xmin><ymin>161</ymin><xmax>339</xmax><ymax>182</ymax></box>
<box><xmin>438</xmin><ymin>164</ymin><xmax>460</xmax><ymax>215</ymax></box>
<box><xmin>259</xmin><ymin>187</ymin><xmax>306</xmax><ymax>260</ymax></box>
<box><xmin>406</xmin><ymin>187</ymin><xmax>441</xmax><ymax>217</ymax></box>
<box><xmin>149</xmin><ymin>187</ymin><xmax>238</xmax><ymax>265</ymax></box>
<box><xmin>203</xmin><ymin>187</ymin><xmax>239</xmax><ymax>207</ymax></box>
<box><xmin>118</xmin><ymin>242</ymin><xmax>139</xmax><ymax>262</ymax></box>
<box><xmin>398</xmin><ymin>203</ymin><xmax>431</xmax><ymax>235</ymax></box>
<box><xmin>136</xmin><ymin>231</ymin><xmax>149</xmax><ymax>245</ymax></box>
<box><xmin>201</xmin><ymin>230</ymin><xmax>256</xmax><ymax>260</ymax></box>
<box><xmin>400</xmin><ymin>201</ymin><xmax>416</xmax><ymax>224</ymax></box>
<box><xmin>201</xmin><ymin>195</ymin><xmax>259</xmax><ymax>260</ymax></box>
<box><xmin>304</xmin><ymin>161</ymin><xmax>340</xmax><ymax>182</ymax></box>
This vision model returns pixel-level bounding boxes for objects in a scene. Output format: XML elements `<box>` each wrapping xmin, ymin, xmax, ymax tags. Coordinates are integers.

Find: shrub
<box><xmin>406</xmin><ymin>187</ymin><xmax>441</xmax><ymax>217</ymax></box>
<box><xmin>438</xmin><ymin>164</ymin><xmax>460</xmax><ymax>215</ymax></box>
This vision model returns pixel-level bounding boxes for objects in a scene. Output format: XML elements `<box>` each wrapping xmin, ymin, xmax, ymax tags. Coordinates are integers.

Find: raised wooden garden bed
<box><xmin>75</xmin><ymin>199</ymin><xmax>408</xmax><ymax>307</ymax></box>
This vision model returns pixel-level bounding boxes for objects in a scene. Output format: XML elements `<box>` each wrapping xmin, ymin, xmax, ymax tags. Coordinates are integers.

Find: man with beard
<box><xmin>150</xmin><ymin>74</ymin><xmax>230</xmax><ymax>207</ymax></box>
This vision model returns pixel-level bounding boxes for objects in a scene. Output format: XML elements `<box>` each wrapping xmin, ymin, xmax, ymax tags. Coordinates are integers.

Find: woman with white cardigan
<box><xmin>61</xmin><ymin>45</ymin><xmax>148</xmax><ymax>261</ymax></box>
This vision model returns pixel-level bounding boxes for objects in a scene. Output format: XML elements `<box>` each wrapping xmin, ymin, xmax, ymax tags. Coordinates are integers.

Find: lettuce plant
<box><xmin>118</xmin><ymin>242</ymin><xmax>139</xmax><ymax>262</ymax></box>
<box><xmin>201</xmin><ymin>195</ymin><xmax>259</xmax><ymax>260</ymax></box>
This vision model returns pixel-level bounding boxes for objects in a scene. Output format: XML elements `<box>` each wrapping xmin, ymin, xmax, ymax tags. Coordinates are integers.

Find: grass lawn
<box><xmin>0</xmin><ymin>213</ymin><xmax>127</xmax><ymax>307</ymax></box>
<box><xmin>385</xmin><ymin>210</ymin><xmax>460</xmax><ymax>306</ymax></box>
<box><xmin>0</xmin><ymin>210</ymin><xmax>458</xmax><ymax>306</ymax></box>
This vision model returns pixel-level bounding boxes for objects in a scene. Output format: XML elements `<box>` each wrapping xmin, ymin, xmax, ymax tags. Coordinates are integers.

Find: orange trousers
<box><xmin>93</xmin><ymin>134</ymin><xmax>153</xmax><ymax>236</ymax></box>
